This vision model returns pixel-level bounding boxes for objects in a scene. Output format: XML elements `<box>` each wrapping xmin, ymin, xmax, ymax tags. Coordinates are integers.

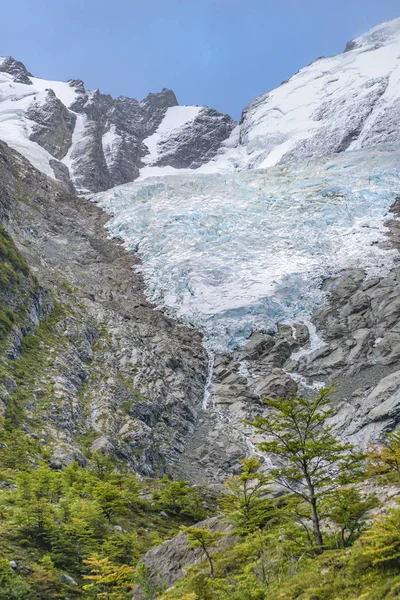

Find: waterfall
<box><xmin>202</xmin><ymin>350</ymin><xmax>215</xmax><ymax>409</ymax></box>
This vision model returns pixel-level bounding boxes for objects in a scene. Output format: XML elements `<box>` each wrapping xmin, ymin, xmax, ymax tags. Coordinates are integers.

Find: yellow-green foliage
<box><xmin>82</xmin><ymin>556</ymin><xmax>135</xmax><ymax>599</ymax></box>
<box><xmin>0</xmin><ymin>439</ymin><xmax>211</xmax><ymax>599</ymax></box>
<box><xmin>368</xmin><ymin>431</ymin><xmax>400</xmax><ymax>482</ymax></box>
<box><xmin>165</xmin><ymin>400</ymin><xmax>400</xmax><ymax>600</ymax></box>
<box><xmin>219</xmin><ymin>457</ymin><xmax>272</xmax><ymax>533</ymax></box>
<box><xmin>152</xmin><ymin>476</ymin><xmax>208</xmax><ymax>521</ymax></box>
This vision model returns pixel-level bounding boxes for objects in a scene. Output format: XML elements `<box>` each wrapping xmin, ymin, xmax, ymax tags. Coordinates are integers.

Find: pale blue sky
<box><xmin>2</xmin><ymin>1</ymin><xmax>400</xmax><ymax>119</ymax></box>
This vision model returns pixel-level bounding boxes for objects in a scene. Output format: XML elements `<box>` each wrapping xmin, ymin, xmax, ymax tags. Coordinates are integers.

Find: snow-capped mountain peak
<box><xmin>0</xmin><ymin>57</ymin><xmax>235</xmax><ymax>192</ymax></box>
<box><xmin>232</xmin><ymin>17</ymin><xmax>400</xmax><ymax>171</ymax></box>
<box><xmin>345</xmin><ymin>16</ymin><xmax>400</xmax><ymax>52</ymax></box>
<box><xmin>0</xmin><ymin>18</ymin><xmax>400</xmax><ymax>192</ymax></box>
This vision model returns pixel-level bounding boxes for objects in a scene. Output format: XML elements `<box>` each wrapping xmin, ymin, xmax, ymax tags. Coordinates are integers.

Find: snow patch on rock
<box><xmin>143</xmin><ymin>105</ymin><xmax>202</xmax><ymax>165</ymax></box>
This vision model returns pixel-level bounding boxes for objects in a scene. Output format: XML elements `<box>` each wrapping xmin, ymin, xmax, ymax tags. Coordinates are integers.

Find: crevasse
<box><xmin>94</xmin><ymin>145</ymin><xmax>400</xmax><ymax>352</ymax></box>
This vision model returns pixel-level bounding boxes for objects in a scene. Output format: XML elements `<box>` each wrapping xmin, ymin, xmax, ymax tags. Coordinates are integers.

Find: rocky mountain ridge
<box><xmin>0</xmin><ymin>56</ymin><xmax>235</xmax><ymax>193</ymax></box>
<box><xmin>2</xmin><ymin>18</ymin><xmax>400</xmax><ymax>193</ymax></box>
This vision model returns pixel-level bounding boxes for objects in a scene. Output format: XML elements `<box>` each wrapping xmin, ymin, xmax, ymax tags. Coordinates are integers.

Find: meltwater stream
<box><xmin>94</xmin><ymin>145</ymin><xmax>400</xmax><ymax>353</ymax></box>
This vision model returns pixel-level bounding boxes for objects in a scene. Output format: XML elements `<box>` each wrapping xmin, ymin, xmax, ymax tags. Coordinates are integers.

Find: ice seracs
<box><xmin>94</xmin><ymin>144</ymin><xmax>400</xmax><ymax>352</ymax></box>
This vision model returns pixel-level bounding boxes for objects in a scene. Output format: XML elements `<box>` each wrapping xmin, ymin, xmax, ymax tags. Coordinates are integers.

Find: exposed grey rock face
<box><xmin>59</xmin><ymin>573</ymin><xmax>78</xmax><ymax>587</ymax></box>
<box><xmin>48</xmin><ymin>159</ymin><xmax>75</xmax><ymax>192</ymax></box>
<box><xmin>0</xmin><ymin>56</ymin><xmax>32</xmax><ymax>84</ymax></box>
<box><xmin>155</xmin><ymin>108</ymin><xmax>236</xmax><ymax>168</ymax></box>
<box><xmin>292</xmin><ymin>262</ymin><xmax>400</xmax><ymax>446</ymax></box>
<box><xmin>67</xmin><ymin>88</ymin><xmax>234</xmax><ymax>192</ymax></box>
<box><xmin>0</xmin><ymin>139</ymin><xmax>211</xmax><ymax>479</ymax></box>
<box><xmin>132</xmin><ymin>517</ymin><xmax>235</xmax><ymax>599</ymax></box>
<box><xmin>71</xmin><ymin>88</ymin><xmax>178</xmax><ymax>192</ymax></box>
<box><xmin>27</xmin><ymin>89</ymin><xmax>76</xmax><ymax>159</ymax></box>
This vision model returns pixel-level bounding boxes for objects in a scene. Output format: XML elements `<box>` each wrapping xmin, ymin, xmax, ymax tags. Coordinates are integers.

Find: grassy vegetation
<box><xmin>0</xmin><ymin>225</ymin><xmax>31</xmax><ymax>343</ymax></box>
<box><xmin>2</xmin><ymin>300</ymin><xmax>68</xmax><ymax>426</ymax></box>
<box><xmin>0</xmin><ymin>225</ymin><xmax>29</xmax><ymax>287</ymax></box>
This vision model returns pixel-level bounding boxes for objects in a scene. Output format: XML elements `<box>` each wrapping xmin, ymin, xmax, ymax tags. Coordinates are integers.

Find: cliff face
<box><xmin>0</xmin><ymin>140</ymin><xmax>213</xmax><ymax>479</ymax></box>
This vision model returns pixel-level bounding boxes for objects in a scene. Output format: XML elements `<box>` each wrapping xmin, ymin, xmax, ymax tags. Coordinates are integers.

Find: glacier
<box><xmin>94</xmin><ymin>145</ymin><xmax>400</xmax><ymax>352</ymax></box>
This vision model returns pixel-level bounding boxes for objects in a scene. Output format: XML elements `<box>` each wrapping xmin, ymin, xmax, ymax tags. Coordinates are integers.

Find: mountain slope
<box><xmin>234</xmin><ymin>17</ymin><xmax>400</xmax><ymax>169</ymax></box>
<box><xmin>0</xmin><ymin>138</ymin><xmax>217</xmax><ymax>480</ymax></box>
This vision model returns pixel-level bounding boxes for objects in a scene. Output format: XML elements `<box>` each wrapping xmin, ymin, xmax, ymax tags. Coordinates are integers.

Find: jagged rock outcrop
<box><xmin>155</xmin><ymin>108</ymin><xmax>236</xmax><ymax>169</ymax></box>
<box><xmin>0</xmin><ymin>56</ymin><xmax>32</xmax><ymax>84</ymax></box>
<box><xmin>68</xmin><ymin>87</ymin><xmax>180</xmax><ymax>192</ymax></box>
<box><xmin>27</xmin><ymin>89</ymin><xmax>76</xmax><ymax>159</ymax></box>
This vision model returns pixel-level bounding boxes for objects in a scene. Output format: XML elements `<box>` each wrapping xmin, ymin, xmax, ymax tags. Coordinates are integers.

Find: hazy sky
<box><xmin>2</xmin><ymin>0</ymin><xmax>400</xmax><ymax>119</ymax></box>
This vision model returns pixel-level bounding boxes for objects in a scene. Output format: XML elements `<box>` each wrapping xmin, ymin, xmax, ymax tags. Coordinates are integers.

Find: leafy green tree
<box><xmin>92</xmin><ymin>480</ymin><xmax>128</xmax><ymax>522</ymax></box>
<box><xmin>27</xmin><ymin>556</ymin><xmax>63</xmax><ymax>599</ymax></box>
<box><xmin>219</xmin><ymin>457</ymin><xmax>272</xmax><ymax>533</ymax></box>
<box><xmin>181</xmin><ymin>526</ymin><xmax>224</xmax><ymax>579</ymax></box>
<box><xmin>152</xmin><ymin>478</ymin><xmax>207</xmax><ymax>521</ymax></box>
<box><xmin>368</xmin><ymin>431</ymin><xmax>400</xmax><ymax>482</ymax></box>
<box><xmin>90</xmin><ymin>454</ymin><xmax>116</xmax><ymax>480</ymax></box>
<box><xmin>83</xmin><ymin>556</ymin><xmax>135</xmax><ymax>599</ymax></box>
<box><xmin>16</xmin><ymin>466</ymin><xmax>63</xmax><ymax>503</ymax></box>
<box><xmin>102</xmin><ymin>531</ymin><xmax>141</xmax><ymax>565</ymax></box>
<box><xmin>0</xmin><ymin>419</ymin><xmax>41</xmax><ymax>471</ymax></box>
<box><xmin>56</xmin><ymin>497</ymin><xmax>106</xmax><ymax>564</ymax></box>
<box><xmin>17</xmin><ymin>496</ymin><xmax>56</xmax><ymax>548</ymax></box>
<box><xmin>249</xmin><ymin>388</ymin><xmax>363</xmax><ymax>550</ymax></box>
<box><xmin>326</xmin><ymin>487</ymin><xmax>379</xmax><ymax>548</ymax></box>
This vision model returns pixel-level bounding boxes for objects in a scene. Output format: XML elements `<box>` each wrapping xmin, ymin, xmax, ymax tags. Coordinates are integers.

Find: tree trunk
<box><xmin>259</xmin><ymin>550</ymin><xmax>267</xmax><ymax>584</ymax></box>
<box><xmin>203</xmin><ymin>547</ymin><xmax>214</xmax><ymax>578</ymax></box>
<box><xmin>304</xmin><ymin>469</ymin><xmax>323</xmax><ymax>550</ymax></box>
<box><xmin>310</xmin><ymin>495</ymin><xmax>323</xmax><ymax>549</ymax></box>
<box><xmin>341</xmin><ymin>528</ymin><xmax>346</xmax><ymax>548</ymax></box>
